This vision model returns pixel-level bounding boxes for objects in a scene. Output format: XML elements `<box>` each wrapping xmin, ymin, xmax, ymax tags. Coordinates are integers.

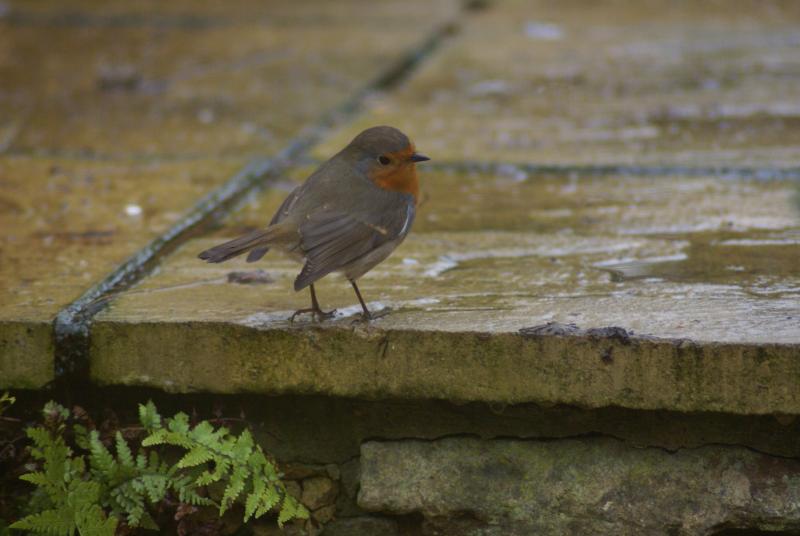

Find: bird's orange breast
<box><xmin>368</xmin><ymin>145</ymin><xmax>420</xmax><ymax>203</ymax></box>
<box><xmin>371</xmin><ymin>165</ymin><xmax>419</xmax><ymax>203</ymax></box>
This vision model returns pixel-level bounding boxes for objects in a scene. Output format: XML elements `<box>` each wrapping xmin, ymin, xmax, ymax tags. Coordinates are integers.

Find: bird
<box><xmin>198</xmin><ymin>125</ymin><xmax>430</xmax><ymax>321</ymax></box>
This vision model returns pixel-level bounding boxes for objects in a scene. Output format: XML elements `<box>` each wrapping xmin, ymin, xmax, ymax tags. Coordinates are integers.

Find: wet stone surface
<box><xmin>91</xmin><ymin>169</ymin><xmax>800</xmax><ymax>411</ymax></box>
<box><xmin>317</xmin><ymin>0</ymin><xmax>800</xmax><ymax>167</ymax></box>
<box><xmin>0</xmin><ymin>156</ymin><xmax>240</xmax><ymax>386</ymax></box>
<box><xmin>96</xmin><ymin>169</ymin><xmax>800</xmax><ymax>344</ymax></box>
<box><xmin>0</xmin><ymin>0</ymin><xmax>459</xmax><ymax>387</ymax></box>
<box><xmin>0</xmin><ymin>0</ymin><xmax>458</xmax><ymax>159</ymax></box>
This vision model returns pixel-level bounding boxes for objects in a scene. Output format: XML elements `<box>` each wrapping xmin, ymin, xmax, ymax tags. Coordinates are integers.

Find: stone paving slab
<box><xmin>359</xmin><ymin>437</ymin><xmax>800</xmax><ymax>535</ymax></box>
<box><xmin>1</xmin><ymin>0</ymin><xmax>457</xmax><ymax>159</ymax></box>
<box><xmin>0</xmin><ymin>0</ymin><xmax>459</xmax><ymax>387</ymax></box>
<box><xmin>91</xmin><ymin>168</ymin><xmax>800</xmax><ymax>413</ymax></box>
<box><xmin>316</xmin><ymin>0</ymin><xmax>800</xmax><ymax>167</ymax></box>
<box><xmin>0</xmin><ymin>156</ymin><xmax>241</xmax><ymax>386</ymax></box>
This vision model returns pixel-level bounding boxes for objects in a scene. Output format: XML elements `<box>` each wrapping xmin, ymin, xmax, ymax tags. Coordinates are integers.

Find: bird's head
<box><xmin>342</xmin><ymin>125</ymin><xmax>430</xmax><ymax>201</ymax></box>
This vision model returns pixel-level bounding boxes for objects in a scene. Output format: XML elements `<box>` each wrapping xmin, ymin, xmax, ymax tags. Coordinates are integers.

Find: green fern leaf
<box><xmin>142</xmin><ymin>474</ymin><xmax>170</xmax><ymax>503</ymax></box>
<box><xmin>138</xmin><ymin>511</ymin><xmax>159</xmax><ymax>531</ymax></box>
<box><xmin>42</xmin><ymin>401</ymin><xmax>69</xmax><ymax>422</ymax></box>
<box><xmin>140</xmin><ymin>429</ymin><xmax>164</xmax><ymax>448</ymax></box>
<box><xmin>168</xmin><ymin>413</ymin><xmax>191</xmax><ymax>435</ymax></box>
<box><xmin>220</xmin><ymin>465</ymin><xmax>249</xmax><ymax>513</ymax></box>
<box><xmin>114</xmin><ymin>432</ymin><xmax>135</xmax><ymax>468</ymax></box>
<box><xmin>19</xmin><ymin>472</ymin><xmax>50</xmax><ymax>487</ymax></box>
<box><xmin>73</xmin><ymin>503</ymin><xmax>117</xmax><ymax>536</ymax></box>
<box><xmin>196</xmin><ymin>455</ymin><xmax>231</xmax><ymax>487</ymax></box>
<box><xmin>88</xmin><ymin>431</ymin><xmax>116</xmax><ymax>476</ymax></box>
<box><xmin>277</xmin><ymin>495</ymin><xmax>297</xmax><ymax>527</ymax></box>
<box><xmin>9</xmin><ymin>506</ymin><xmax>74</xmax><ymax>535</ymax></box>
<box><xmin>26</xmin><ymin>426</ymin><xmax>54</xmax><ymax>453</ymax></box>
<box><xmin>138</xmin><ymin>401</ymin><xmax>161</xmax><ymax>432</ymax></box>
<box><xmin>231</xmin><ymin>429</ymin><xmax>255</xmax><ymax>461</ymax></box>
<box><xmin>243</xmin><ymin>492</ymin><xmax>260</xmax><ymax>522</ymax></box>
<box><xmin>254</xmin><ymin>485</ymin><xmax>281</xmax><ymax>519</ymax></box>
<box><xmin>176</xmin><ymin>446</ymin><xmax>213</xmax><ymax>469</ymax></box>
<box><xmin>243</xmin><ymin>472</ymin><xmax>266</xmax><ymax>522</ymax></box>
<box><xmin>69</xmin><ymin>457</ymin><xmax>86</xmax><ymax>478</ymax></box>
<box><xmin>73</xmin><ymin>424</ymin><xmax>90</xmax><ymax>451</ymax></box>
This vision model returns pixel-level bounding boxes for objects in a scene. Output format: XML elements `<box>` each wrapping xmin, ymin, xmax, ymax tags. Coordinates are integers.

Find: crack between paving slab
<box><xmin>361</xmin><ymin>432</ymin><xmax>800</xmax><ymax>460</ymax></box>
<box><xmin>297</xmin><ymin>157</ymin><xmax>800</xmax><ymax>181</ymax></box>
<box><xmin>51</xmin><ymin>17</ymin><xmax>462</xmax><ymax>385</ymax></box>
<box><xmin>427</xmin><ymin>160</ymin><xmax>800</xmax><ymax>181</ymax></box>
<box><xmin>3</xmin><ymin>10</ymin><xmax>450</xmax><ymax>30</ymax></box>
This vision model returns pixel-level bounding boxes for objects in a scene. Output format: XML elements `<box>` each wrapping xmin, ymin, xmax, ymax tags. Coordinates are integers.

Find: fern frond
<box><xmin>18</xmin><ymin>400</ymin><xmax>311</xmax><ymax>534</ymax></box>
<box><xmin>88</xmin><ymin>431</ymin><xmax>117</xmax><ymax>476</ymax></box>
<box><xmin>9</xmin><ymin>506</ymin><xmax>74</xmax><ymax>535</ymax></box>
<box><xmin>220</xmin><ymin>465</ymin><xmax>250</xmax><ymax>513</ymax></box>
<box><xmin>253</xmin><ymin>485</ymin><xmax>281</xmax><ymax>520</ymax></box>
<box><xmin>277</xmin><ymin>494</ymin><xmax>309</xmax><ymax>527</ymax></box>
<box><xmin>20</xmin><ymin>472</ymin><xmax>50</xmax><ymax>487</ymax></box>
<box><xmin>138</xmin><ymin>401</ymin><xmax>161</xmax><ymax>432</ymax></box>
<box><xmin>244</xmin><ymin>492</ymin><xmax>260</xmax><ymax>522</ymax></box>
<box><xmin>42</xmin><ymin>401</ymin><xmax>69</xmax><ymax>422</ymax></box>
<box><xmin>73</xmin><ymin>503</ymin><xmax>117</xmax><ymax>536</ymax></box>
<box><xmin>73</xmin><ymin>424</ymin><xmax>90</xmax><ymax>451</ymax></box>
<box><xmin>168</xmin><ymin>412</ymin><xmax>191</xmax><ymax>435</ymax></box>
<box><xmin>115</xmin><ymin>432</ymin><xmax>135</xmax><ymax>468</ymax></box>
<box><xmin>176</xmin><ymin>446</ymin><xmax>214</xmax><ymax>469</ymax></box>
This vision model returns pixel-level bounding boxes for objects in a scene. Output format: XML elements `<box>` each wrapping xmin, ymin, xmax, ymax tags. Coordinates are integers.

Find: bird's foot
<box><xmin>350</xmin><ymin>307</ymin><xmax>392</xmax><ymax>324</ymax></box>
<box><xmin>289</xmin><ymin>307</ymin><xmax>337</xmax><ymax>323</ymax></box>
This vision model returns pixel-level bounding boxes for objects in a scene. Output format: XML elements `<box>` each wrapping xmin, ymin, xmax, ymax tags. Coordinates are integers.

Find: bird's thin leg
<box><xmin>349</xmin><ymin>280</ymin><xmax>390</xmax><ymax>321</ymax></box>
<box><xmin>289</xmin><ymin>284</ymin><xmax>336</xmax><ymax>322</ymax></box>
<box><xmin>350</xmin><ymin>279</ymin><xmax>372</xmax><ymax>319</ymax></box>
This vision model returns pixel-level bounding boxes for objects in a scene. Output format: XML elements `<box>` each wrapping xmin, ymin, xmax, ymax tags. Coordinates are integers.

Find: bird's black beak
<box><xmin>410</xmin><ymin>153</ymin><xmax>430</xmax><ymax>163</ymax></box>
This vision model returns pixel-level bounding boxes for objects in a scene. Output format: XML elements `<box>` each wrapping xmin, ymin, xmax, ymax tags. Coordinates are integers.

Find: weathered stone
<box><xmin>0</xmin><ymin>320</ymin><xmax>53</xmax><ymax>388</ymax></box>
<box><xmin>281</xmin><ymin>462</ymin><xmax>319</xmax><ymax>481</ymax></box>
<box><xmin>89</xmin><ymin>318</ymin><xmax>800</xmax><ymax>414</ymax></box>
<box><xmin>284</xmin><ymin>481</ymin><xmax>302</xmax><ymax>501</ymax></box>
<box><xmin>324</xmin><ymin>464</ymin><xmax>341</xmax><ymax>481</ymax></box>
<box><xmin>312</xmin><ymin>504</ymin><xmax>337</xmax><ymax>524</ymax></box>
<box><xmin>302</xmin><ymin>476</ymin><xmax>339</xmax><ymax>510</ymax></box>
<box><xmin>304</xmin><ymin>519</ymin><xmax>324</xmax><ymax>536</ymax></box>
<box><xmin>359</xmin><ymin>437</ymin><xmax>800</xmax><ymax>535</ymax></box>
<box><xmin>317</xmin><ymin>0</ymin><xmax>800</xmax><ymax>167</ymax></box>
<box><xmin>322</xmin><ymin>517</ymin><xmax>400</xmax><ymax>536</ymax></box>
<box><xmin>90</xmin><ymin>170</ymin><xmax>800</xmax><ymax>414</ymax></box>
<box><xmin>251</xmin><ymin>518</ymin><xmax>305</xmax><ymax>536</ymax></box>
<box><xmin>335</xmin><ymin>458</ymin><xmax>363</xmax><ymax>517</ymax></box>
<box><xmin>422</xmin><ymin>517</ymin><xmax>503</xmax><ymax>536</ymax></box>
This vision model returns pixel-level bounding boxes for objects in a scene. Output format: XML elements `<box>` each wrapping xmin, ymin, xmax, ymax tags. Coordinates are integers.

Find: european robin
<box><xmin>198</xmin><ymin>125</ymin><xmax>430</xmax><ymax>321</ymax></box>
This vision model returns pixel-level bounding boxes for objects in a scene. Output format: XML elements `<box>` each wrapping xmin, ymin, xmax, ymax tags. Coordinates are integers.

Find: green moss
<box><xmin>0</xmin><ymin>321</ymin><xmax>54</xmax><ymax>389</ymax></box>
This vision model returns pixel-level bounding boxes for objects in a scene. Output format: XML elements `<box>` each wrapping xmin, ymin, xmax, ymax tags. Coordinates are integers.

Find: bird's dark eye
<box><xmin>378</xmin><ymin>155</ymin><xmax>391</xmax><ymax>165</ymax></box>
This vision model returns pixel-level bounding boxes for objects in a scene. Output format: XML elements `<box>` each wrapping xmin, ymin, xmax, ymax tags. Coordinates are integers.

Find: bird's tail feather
<box><xmin>246</xmin><ymin>246</ymin><xmax>270</xmax><ymax>263</ymax></box>
<box><xmin>198</xmin><ymin>226</ymin><xmax>281</xmax><ymax>263</ymax></box>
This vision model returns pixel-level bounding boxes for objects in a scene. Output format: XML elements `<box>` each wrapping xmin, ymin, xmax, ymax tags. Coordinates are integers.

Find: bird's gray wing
<box><xmin>293</xmin><ymin>200</ymin><xmax>415</xmax><ymax>291</ymax></box>
<box><xmin>246</xmin><ymin>184</ymin><xmax>305</xmax><ymax>262</ymax></box>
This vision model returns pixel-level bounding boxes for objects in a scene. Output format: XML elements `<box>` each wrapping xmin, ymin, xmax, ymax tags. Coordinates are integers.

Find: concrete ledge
<box><xmin>90</xmin><ymin>321</ymin><xmax>800</xmax><ymax>415</ymax></box>
<box><xmin>0</xmin><ymin>320</ymin><xmax>53</xmax><ymax>389</ymax></box>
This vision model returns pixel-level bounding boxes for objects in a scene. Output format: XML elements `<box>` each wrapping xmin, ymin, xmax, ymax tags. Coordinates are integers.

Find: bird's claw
<box><xmin>289</xmin><ymin>308</ymin><xmax>337</xmax><ymax>323</ymax></box>
<box><xmin>350</xmin><ymin>307</ymin><xmax>391</xmax><ymax>324</ymax></box>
